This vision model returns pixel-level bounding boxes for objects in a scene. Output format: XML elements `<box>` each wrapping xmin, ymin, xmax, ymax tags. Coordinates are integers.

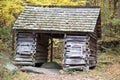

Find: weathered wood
<box><xmin>88</xmin><ymin>33</ymin><xmax>97</xmax><ymax>40</ymax></box>
<box><xmin>34</xmin><ymin>56</ymin><xmax>48</xmax><ymax>60</ymax></box>
<box><xmin>14</xmin><ymin>62</ymin><xmax>34</xmax><ymax>66</ymax></box>
<box><xmin>15</xmin><ymin>54</ymin><xmax>32</xmax><ymax>58</ymax></box>
<box><xmin>13</xmin><ymin>6</ymin><xmax>101</xmax><ymax>40</ymax></box>
<box><xmin>65</xmin><ymin>52</ymin><xmax>86</xmax><ymax>58</ymax></box>
<box><xmin>63</xmin><ymin>34</ymin><xmax>89</xmax><ymax>69</ymax></box>
<box><xmin>34</xmin><ymin>53</ymin><xmax>48</xmax><ymax>56</ymax></box>
<box><xmin>14</xmin><ymin>32</ymin><xmax>35</xmax><ymax>66</ymax></box>
<box><xmin>63</xmin><ymin>65</ymin><xmax>84</xmax><ymax>70</ymax></box>
<box><xmin>14</xmin><ymin>57</ymin><xmax>32</xmax><ymax>62</ymax></box>
<box><xmin>66</xmin><ymin>36</ymin><xmax>87</xmax><ymax>39</ymax></box>
<box><xmin>14</xmin><ymin>33</ymin><xmax>49</xmax><ymax>66</ymax></box>
<box><xmin>34</xmin><ymin>60</ymin><xmax>47</xmax><ymax>63</ymax></box>
<box><xmin>35</xmin><ymin>49</ymin><xmax>48</xmax><ymax>53</ymax></box>
<box><xmin>50</xmin><ymin>39</ymin><xmax>53</xmax><ymax>62</ymax></box>
<box><xmin>64</xmin><ymin>58</ymin><xmax>86</xmax><ymax>65</ymax></box>
<box><xmin>14</xmin><ymin>32</ymin><xmax>33</xmax><ymax>66</ymax></box>
<box><xmin>34</xmin><ymin>33</ymin><xmax>49</xmax><ymax>64</ymax></box>
<box><xmin>17</xmin><ymin>33</ymin><xmax>33</xmax><ymax>38</ymax></box>
<box><xmin>63</xmin><ymin>34</ymin><xmax>98</xmax><ymax>70</ymax></box>
<box><xmin>16</xmin><ymin>32</ymin><xmax>35</xmax><ymax>55</ymax></box>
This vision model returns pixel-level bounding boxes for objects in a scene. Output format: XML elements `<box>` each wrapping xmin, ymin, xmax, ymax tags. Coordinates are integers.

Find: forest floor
<box><xmin>1</xmin><ymin>53</ymin><xmax>120</xmax><ymax>80</ymax></box>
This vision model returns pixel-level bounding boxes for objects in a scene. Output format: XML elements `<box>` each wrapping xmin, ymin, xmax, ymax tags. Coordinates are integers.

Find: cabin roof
<box><xmin>13</xmin><ymin>6</ymin><xmax>101</xmax><ymax>37</ymax></box>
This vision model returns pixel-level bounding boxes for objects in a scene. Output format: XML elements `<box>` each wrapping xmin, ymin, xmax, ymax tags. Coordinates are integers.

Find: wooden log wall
<box><xmin>88</xmin><ymin>33</ymin><xmax>98</xmax><ymax>67</ymax></box>
<box><xmin>13</xmin><ymin>31</ymin><xmax>97</xmax><ymax>69</ymax></box>
<box><xmin>63</xmin><ymin>33</ymin><xmax>98</xmax><ymax>70</ymax></box>
<box><xmin>63</xmin><ymin>34</ymin><xmax>89</xmax><ymax>69</ymax></box>
<box><xmin>14</xmin><ymin>32</ymin><xmax>36</xmax><ymax>66</ymax></box>
<box><xmin>33</xmin><ymin>33</ymin><xmax>49</xmax><ymax>64</ymax></box>
<box><xmin>14</xmin><ymin>32</ymin><xmax>49</xmax><ymax>66</ymax></box>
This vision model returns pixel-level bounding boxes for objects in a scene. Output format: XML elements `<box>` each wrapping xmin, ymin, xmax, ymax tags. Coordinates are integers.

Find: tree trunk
<box><xmin>94</xmin><ymin>0</ymin><xmax>97</xmax><ymax>6</ymax></box>
<box><xmin>86</xmin><ymin>0</ymin><xmax>91</xmax><ymax>6</ymax></box>
<box><xmin>109</xmin><ymin>0</ymin><xmax>112</xmax><ymax>11</ymax></box>
<box><xmin>113</xmin><ymin>0</ymin><xmax>118</xmax><ymax>18</ymax></box>
<box><xmin>118</xmin><ymin>0</ymin><xmax>120</xmax><ymax>18</ymax></box>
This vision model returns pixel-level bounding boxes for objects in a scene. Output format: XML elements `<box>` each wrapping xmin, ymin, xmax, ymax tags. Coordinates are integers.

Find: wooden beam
<box><xmin>50</xmin><ymin>35</ymin><xmax>53</xmax><ymax>62</ymax></box>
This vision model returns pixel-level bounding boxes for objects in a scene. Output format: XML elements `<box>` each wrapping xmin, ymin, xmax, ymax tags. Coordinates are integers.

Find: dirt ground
<box><xmin>13</xmin><ymin>53</ymin><xmax>120</xmax><ymax>80</ymax></box>
<box><xmin>16</xmin><ymin>63</ymin><xmax>120</xmax><ymax>80</ymax></box>
<box><xmin>1</xmin><ymin>53</ymin><xmax>120</xmax><ymax>80</ymax></box>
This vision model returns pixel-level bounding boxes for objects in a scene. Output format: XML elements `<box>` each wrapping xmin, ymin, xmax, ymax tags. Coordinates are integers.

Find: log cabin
<box><xmin>12</xmin><ymin>6</ymin><xmax>101</xmax><ymax>70</ymax></box>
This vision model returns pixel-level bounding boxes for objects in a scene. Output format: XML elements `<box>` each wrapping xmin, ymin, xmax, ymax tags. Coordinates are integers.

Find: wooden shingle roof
<box><xmin>13</xmin><ymin>6</ymin><xmax>100</xmax><ymax>33</ymax></box>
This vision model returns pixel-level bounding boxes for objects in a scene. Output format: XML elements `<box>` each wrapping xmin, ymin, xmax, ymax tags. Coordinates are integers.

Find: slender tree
<box><xmin>113</xmin><ymin>0</ymin><xmax>118</xmax><ymax>18</ymax></box>
<box><xmin>118</xmin><ymin>0</ymin><xmax>120</xmax><ymax>18</ymax></box>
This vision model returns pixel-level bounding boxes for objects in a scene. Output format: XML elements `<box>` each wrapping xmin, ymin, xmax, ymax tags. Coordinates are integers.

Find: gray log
<box><xmin>14</xmin><ymin>62</ymin><xmax>34</xmax><ymax>66</ymax></box>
